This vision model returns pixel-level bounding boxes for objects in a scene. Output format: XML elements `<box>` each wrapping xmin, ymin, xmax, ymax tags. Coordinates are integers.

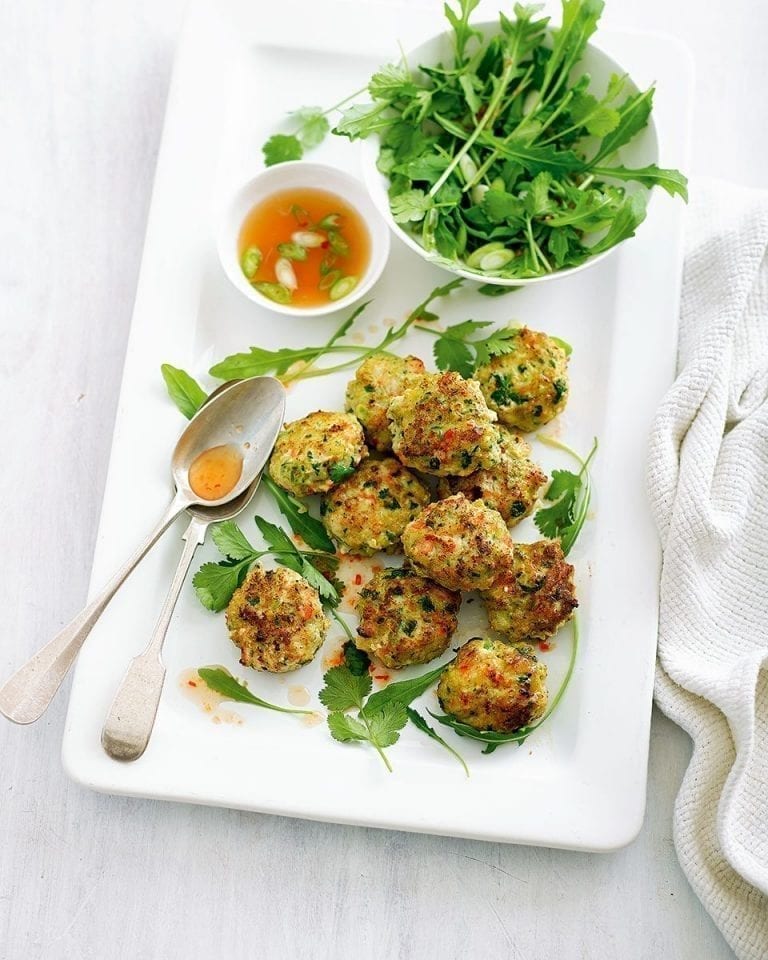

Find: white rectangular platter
<box><xmin>61</xmin><ymin>0</ymin><xmax>692</xmax><ymax>850</ymax></box>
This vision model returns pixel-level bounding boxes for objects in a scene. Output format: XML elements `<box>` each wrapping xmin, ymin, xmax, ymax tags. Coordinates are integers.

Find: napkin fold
<box><xmin>648</xmin><ymin>179</ymin><xmax>768</xmax><ymax>960</ymax></box>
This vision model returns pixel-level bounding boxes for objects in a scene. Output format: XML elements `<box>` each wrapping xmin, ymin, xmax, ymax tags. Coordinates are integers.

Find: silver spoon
<box><xmin>0</xmin><ymin>376</ymin><xmax>286</xmax><ymax>726</ymax></box>
<box><xmin>100</xmin><ymin>470</ymin><xmax>272</xmax><ymax>762</ymax></box>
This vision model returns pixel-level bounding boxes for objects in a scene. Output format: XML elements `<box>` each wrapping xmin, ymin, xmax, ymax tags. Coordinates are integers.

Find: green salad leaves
<box><xmin>264</xmin><ymin>0</ymin><xmax>687</xmax><ymax>279</ymax></box>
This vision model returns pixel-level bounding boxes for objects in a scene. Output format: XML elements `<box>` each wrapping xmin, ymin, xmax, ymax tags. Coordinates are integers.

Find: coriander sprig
<box><xmin>416</xmin><ymin>319</ymin><xmax>551</xmax><ymax>378</ymax></box>
<box><xmin>534</xmin><ymin>435</ymin><xmax>598</xmax><ymax>555</ymax></box>
<box><xmin>192</xmin><ymin>516</ymin><xmax>343</xmax><ymax>613</ymax></box>
<box><xmin>430</xmin><ymin>615</ymin><xmax>580</xmax><ymax>753</ymax></box>
<box><xmin>319</xmin><ymin>644</ymin><xmax>446</xmax><ymax>772</ymax></box>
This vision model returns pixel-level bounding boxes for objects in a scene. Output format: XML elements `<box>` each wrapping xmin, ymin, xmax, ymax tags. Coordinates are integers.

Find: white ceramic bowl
<box><xmin>217</xmin><ymin>162</ymin><xmax>390</xmax><ymax>316</ymax></box>
<box><xmin>360</xmin><ymin>24</ymin><xmax>659</xmax><ymax>286</ymax></box>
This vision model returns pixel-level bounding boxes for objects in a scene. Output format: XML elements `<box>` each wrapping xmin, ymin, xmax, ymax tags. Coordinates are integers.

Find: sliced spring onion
<box><xmin>319</xmin><ymin>255</ymin><xmax>337</xmax><ymax>276</ymax></box>
<box><xmin>319</xmin><ymin>269</ymin><xmax>342</xmax><ymax>290</ymax></box>
<box><xmin>290</xmin><ymin>204</ymin><xmax>310</xmax><ymax>224</ymax></box>
<box><xmin>253</xmin><ymin>281</ymin><xmax>292</xmax><ymax>304</ymax></box>
<box><xmin>317</xmin><ymin>213</ymin><xmax>341</xmax><ymax>229</ymax></box>
<box><xmin>277</xmin><ymin>241</ymin><xmax>308</xmax><ymax>261</ymax></box>
<box><xmin>465</xmin><ymin>241</ymin><xmax>504</xmax><ymax>269</ymax></box>
<box><xmin>240</xmin><ymin>246</ymin><xmax>262</xmax><ymax>279</ymax></box>
<box><xmin>329</xmin><ymin>275</ymin><xmax>358</xmax><ymax>301</ymax></box>
<box><xmin>479</xmin><ymin>248</ymin><xmax>514</xmax><ymax>271</ymax></box>
<box><xmin>291</xmin><ymin>230</ymin><xmax>325</xmax><ymax>248</ymax></box>
<box><xmin>275</xmin><ymin>257</ymin><xmax>298</xmax><ymax>290</ymax></box>
<box><xmin>327</xmin><ymin>230</ymin><xmax>349</xmax><ymax>256</ymax></box>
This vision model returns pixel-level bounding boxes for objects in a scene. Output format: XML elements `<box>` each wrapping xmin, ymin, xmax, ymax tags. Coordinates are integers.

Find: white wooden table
<box><xmin>1</xmin><ymin>1</ymin><xmax>762</xmax><ymax>957</ymax></box>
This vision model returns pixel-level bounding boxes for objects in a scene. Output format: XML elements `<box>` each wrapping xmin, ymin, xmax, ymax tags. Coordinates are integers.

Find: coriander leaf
<box><xmin>328</xmin><ymin>712</ymin><xmax>370</xmax><ymax>742</ymax></box>
<box><xmin>263</xmin><ymin>475</ymin><xmax>335</xmax><ymax>552</ymax></box>
<box><xmin>365</xmin><ymin>703</ymin><xmax>408</xmax><ymax>747</ymax></box>
<box><xmin>211</xmin><ymin>522</ymin><xmax>257</xmax><ymax>561</ymax></box>
<box><xmin>394</xmin><ymin>154</ymin><xmax>451</xmax><ymax>186</ymax></box>
<box><xmin>343</xmin><ymin>641</ymin><xmax>371</xmax><ymax>677</ymax></box>
<box><xmin>482</xmin><ymin>189</ymin><xmax>525</xmax><ymax>224</ymax></box>
<box><xmin>319</xmin><ymin>665</ymin><xmax>372</xmax><ymax>711</ymax></box>
<box><xmin>160</xmin><ymin>364</ymin><xmax>207</xmax><ymax>419</ymax></box>
<box><xmin>289</xmin><ymin>106</ymin><xmax>330</xmax><ymax>148</ymax></box>
<box><xmin>197</xmin><ymin>667</ymin><xmax>312</xmax><ymax>715</ymax></box>
<box><xmin>390</xmin><ymin>188</ymin><xmax>433</xmax><ymax>224</ymax></box>
<box><xmin>253</xmin><ymin>515</ymin><xmax>297</xmax><ymax>557</ymax></box>
<box><xmin>472</xmin><ymin>329</ymin><xmax>519</xmax><ymax>368</ymax></box>
<box><xmin>298</xmin><ymin>557</ymin><xmax>340</xmax><ymax>606</ymax></box>
<box><xmin>591</xmin><ymin>164</ymin><xmax>689</xmax><ymax>201</ymax></box>
<box><xmin>534</xmin><ymin>436</ymin><xmax>597</xmax><ymax>554</ymax></box>
<box><xmin>192</xmin><ymin>559</ymin><xmax>250</xmax><ymax>612</ymax></box>
<box><xmin>263</xmin><ymin>133</ymin><xmax>303</xmax><ymax>166</ymax></box>
<box><xmin>363</xmin><ymin>663</ymin><xmax>444</xmax><ymax>717</ymax></box>
<box><xmin>407</xmin><ymin>707</ymin><xmax>469</xmax><ymax>776</ymax></box>
<box><xmin>434</xmin><ymin>337</ymin><xmax>475</xmax><ymax>378</ymax></box>
<box><xmin>333</xmin><ymin>102</ymin><xmax>391</xmax><ymax>140</ymax></box>
<box><xmin>534</xmin><ymin>470</ymin><xmax>579</xmax><ymax>539</ymax></box>
<box><xmin>368</xmin><ymin>63</ymin><xmax>418</xmax><ymax>101</ymax></box>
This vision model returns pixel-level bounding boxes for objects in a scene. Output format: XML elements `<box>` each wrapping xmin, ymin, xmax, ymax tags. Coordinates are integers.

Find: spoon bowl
<box><xmin>172</xmin><ymin>376</ymin><xmax>286</xmax><ymax>507</ymax></box>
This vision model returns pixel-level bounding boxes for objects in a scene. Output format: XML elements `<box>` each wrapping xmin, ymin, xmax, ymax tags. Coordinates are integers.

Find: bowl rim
<box><xmin>217</xmin><ymin>160</ymin><xmax>391</xmax><ymax>316</ymax></box>
<box><xmin>359</xmin><ymin>23</ymin><xmax>660</xmax><ymax>287</ymax></box>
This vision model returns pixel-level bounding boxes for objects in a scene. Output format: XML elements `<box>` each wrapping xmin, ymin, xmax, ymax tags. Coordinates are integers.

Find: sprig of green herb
<box><xmin>160</xmin><ymin>364</ymin><xmax>207</xmax><ymax>419</ymax></box>
<box><xmin>192</xmin><ymin>516</ymin><xmax>341</xmax><ymax>612</ymax></box>
<box><xmin>197</xmin><ymin>666</ymin><xmax>314</xmax><ymax>715</ymax></box>
<box><xmin>430</xmin><ymin>615</ymin><xmax>580</xmax><ymax>753</ymax></box>
<box><xmin>261</xmin><ymin>90</ymin><xmax>366</xmax><ymax>166</ymax></box>
<box><xmin>417</xmin><ymin>320</ymin><xmax>558</xmax><ymax>379</ymax></box>
<box><xmin>319</xmin><ymin>650</ymin><xmax>446</xmax><ymax>772</ymax></box>
<box><xmin>534</xmin><ymin>435</ymin><xmax>598</xmax><ymax>554</ymax></box>
<box><xmin>207</xmin><ymin>279</ymin><xmax>463</xmax><ymax>385</ymax></box>
<box><xmin>407</xmin><ymin>707</ymin><xmax>469</xmax><ymax>776</ymax></box>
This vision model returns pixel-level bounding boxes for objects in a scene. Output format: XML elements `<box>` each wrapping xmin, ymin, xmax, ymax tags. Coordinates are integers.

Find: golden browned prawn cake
<box><xmin>345</xmin><ymin>354</ymin><xmax>426</xmax><ymax>452</ymax></box>
<box><xmin>436</xmin><ymin>426</ymin><xmax>547</xmax><ymax>526</ymax></box>
<box><xmin>226</xmin><ymin>566</ymin><xmax>328</xmax><ymax>673</ymax></box>
<box><xmin>268</xmin><ymin>410</ymin><xmax>367</xmax><ymax>498</ymax></box>
<box><xmin>320</xmin><ymin>457</ymin><xmax>430</xmax><ymax>555</ymax></box>
<box><xmin>437</xmin><ymin>637</ymin><xmax>548</xmax><ymax>732</ymax></box>
<box><xmin>401</xmin><ymin>493</ymin><xmax>513</xmax><ymax>592</ymax></box>
<box><xmin>354</xmin><ymin>567</ymin><xmax>461</xmax><ymax>669</ymax></box>
<box><xmin>475</xmin><ymin>327</ymin><xmax>569</xmax><ymax>432</ymax></box>
<box><xmin>387</xmin><ymin>370</ymin><xmax>500</xmax><ymax>477</ymax></box>
<box><xmin>482</xmin><ymin>539</ymin><xmax>577</xmax><ymax>642</ymax></box>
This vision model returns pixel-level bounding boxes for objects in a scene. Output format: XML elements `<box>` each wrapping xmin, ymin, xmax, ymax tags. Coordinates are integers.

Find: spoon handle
<box><xmin>0</xmin><ymin>493</ymin><xmax>188</xmax><ymax>725</ymax></box>
<box><xmin>100</xmin><ymin>516</ymin><xmax>208</xmax><ymax>762</ymax></box>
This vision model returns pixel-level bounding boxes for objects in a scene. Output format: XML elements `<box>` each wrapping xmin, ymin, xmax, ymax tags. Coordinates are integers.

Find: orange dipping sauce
<box><xmin>189</xmin><ymin>444</ymin><xmax>243</xmax><ymax>501</ymax></box>
<box><xmin>238</xmin><ymin>187</ymin><xmax>371</xmax><ymax>308</ymax></box>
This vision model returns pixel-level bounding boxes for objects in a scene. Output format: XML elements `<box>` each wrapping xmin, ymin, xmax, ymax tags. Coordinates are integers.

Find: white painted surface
<box><xmin>0</xmin><ymin>0</ymin><xmax>762</xmax><ymax>956</ymax></box>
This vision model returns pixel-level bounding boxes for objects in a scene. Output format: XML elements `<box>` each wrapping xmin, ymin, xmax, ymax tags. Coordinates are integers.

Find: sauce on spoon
<box><xmin>188</xmin><ymin>444</ymin><xmax>243</xmax><ymax>501</ymax></box>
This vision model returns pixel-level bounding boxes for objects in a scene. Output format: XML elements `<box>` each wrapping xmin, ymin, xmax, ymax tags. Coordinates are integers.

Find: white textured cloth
<box><xmin>649</xmin><ymin>179</ymin><xmax>768</xmax><ymax>960</ymax></box>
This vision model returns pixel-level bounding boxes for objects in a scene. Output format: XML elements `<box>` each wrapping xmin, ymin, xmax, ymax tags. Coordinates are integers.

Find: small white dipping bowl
<box><xmin>217</xmin><ymin>162</ymin><xmax>390</xmax><ymax>316</ymax></box>
<box><xmin>360</xmin><ymin>24</ymin><xmax>659</xmax><ymax>287</ymax></box>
